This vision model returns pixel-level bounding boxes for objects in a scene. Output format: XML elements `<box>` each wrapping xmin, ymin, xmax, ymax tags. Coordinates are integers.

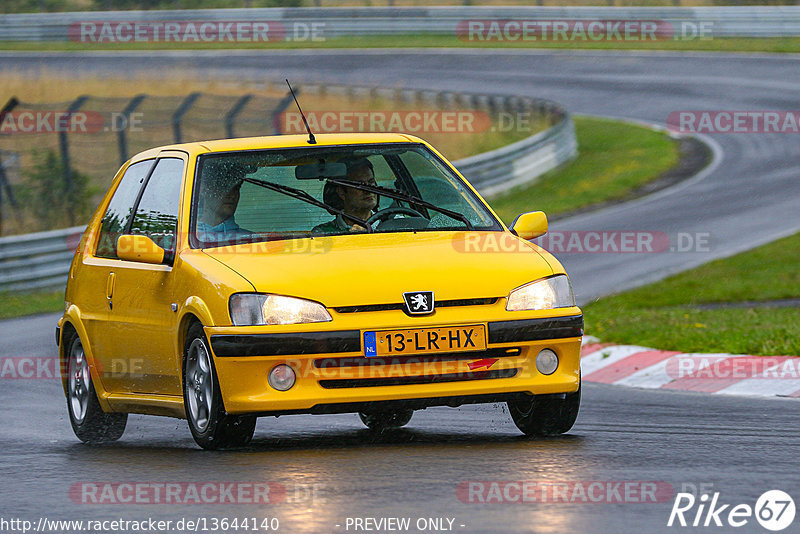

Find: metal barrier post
<box><xmin>60</xmin><ymin>95</ymin><xmax>88</xmax><ymax>226</ymax></box>
<box><xmin>0</xmin><ymin>153</ymin><xmax>19</xmax><ymax>238</ymax></box>
<box><xmin>117</xmin><ymin>94</ymin><xmax>146</xmax><ymax>165</ymax></box>
<box><xmin>225</xmin><ymin>94</ymin><xmax>253</xmax><ymax>139</ymax></box>
<box><xmin>172</xmin><ymin>92</ymin><xmax>201</xmax><ymax>144</ymax></box>
<box><xmin>0</xmin><ymin>98</ymin><xmax>20</xmax><ymax>236</ymax></box>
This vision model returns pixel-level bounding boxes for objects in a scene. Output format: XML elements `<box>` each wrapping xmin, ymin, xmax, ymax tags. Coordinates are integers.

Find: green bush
<box><xmin>0</xmin><ymin>0</ymin><xmax>77</xmax><ymax>13</ymax></box>
<box><xmin>18</xmin><ymin>149</ymin><xmax>97</xmax><ymax>230</ymax></box>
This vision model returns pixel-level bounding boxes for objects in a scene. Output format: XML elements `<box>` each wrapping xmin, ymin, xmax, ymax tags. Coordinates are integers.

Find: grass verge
<box><xmin>7</xmin><ymin>35</ymin><xmax>800</xmax><ymax>53</ymax></box>
<box><xmin>0</xmin><ymin>290</ymin><xmax>64</xmax><ymax>320</ymax></box>
<box><xmin>584</xmin><ymin>231</ymin><xmax>800</xmax><ymax>356</ymax></box>
<box><xmin>488</xmin><ymin>116</ymin><xmax>681</xmax><ymax>223</ymax></box>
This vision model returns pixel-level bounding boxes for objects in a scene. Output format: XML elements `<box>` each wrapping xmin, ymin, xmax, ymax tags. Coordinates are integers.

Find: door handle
<box><xmin>106</xmin><ymin>272</ymin><xmax>116</xmax><ymax>306</ymax></box>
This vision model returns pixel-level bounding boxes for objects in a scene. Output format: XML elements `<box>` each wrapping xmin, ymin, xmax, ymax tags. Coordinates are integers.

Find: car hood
<box><xmin>201</xmin><ymin>231</ymin><xmax>556</xmax><ymax>308</ymax></box>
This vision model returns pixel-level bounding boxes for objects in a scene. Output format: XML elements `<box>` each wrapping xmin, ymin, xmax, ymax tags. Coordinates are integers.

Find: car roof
<box><xmin>129</xmin><ymin>133</ymin><xmax>424</xmax><ymax>162</ymax></box>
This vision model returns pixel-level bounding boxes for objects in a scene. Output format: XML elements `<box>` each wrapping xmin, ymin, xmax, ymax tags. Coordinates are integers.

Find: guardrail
<box><xmin>458</xmin><ymin>115</ymin><xmax>576</xmax><ymax>198</ymax></box>
<box><xmin>3</xmin><ymin>6</ymin><xmax>800</xmax><ymax>41</ymax></box>
<box><xmin>0</xmin><ymin>225</ymin><xmax>85</xmax><ymax>292</ymax></box>
<box><xmin>0</xmin><ymin>86</ymin><xmax>576</xmax><ymax>293</ymax></box>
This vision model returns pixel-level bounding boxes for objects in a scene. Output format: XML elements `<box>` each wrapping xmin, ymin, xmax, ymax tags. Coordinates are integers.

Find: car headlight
<box><xmin>230</xmin><ymin>294</ymin><xmax>332</xmax><ymax>326</ymax></box>
<box><xmin>506</xmin><ymin>275</ymin><xmax>575</xmax><ymax>311</ymax></box>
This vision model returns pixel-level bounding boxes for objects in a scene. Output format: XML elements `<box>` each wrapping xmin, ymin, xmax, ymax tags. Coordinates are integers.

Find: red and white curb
<box><xmin>581</xmin><ymin>337</ymin><xmax>800</xmax><ymax>399</ymax></box>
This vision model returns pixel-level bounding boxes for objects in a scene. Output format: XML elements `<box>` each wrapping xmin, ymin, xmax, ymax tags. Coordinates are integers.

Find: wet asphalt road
<box><xmin>2</xmin><ymin>312</ymin><xmax>800</xmax><ymax>534</ymax></box>
<box><xmin>1</xmin><ymin>49</ymin><xmax>800</xmax><ymax>533</ymax></box>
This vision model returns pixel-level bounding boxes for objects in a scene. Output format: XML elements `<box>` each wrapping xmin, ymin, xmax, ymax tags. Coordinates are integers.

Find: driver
<box><xmin>312</xmin><ymin>158</ymin><xmax>379</xmax><ymax>234</ymax></box>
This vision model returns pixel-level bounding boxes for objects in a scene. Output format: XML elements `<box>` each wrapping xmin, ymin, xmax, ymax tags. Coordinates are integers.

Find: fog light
<box><xmin>536</xmin><ymin>349</ymin><xmax>559</xmax><ymax>375</ymax></box>
<box><xmin>268</xmin><ymin>364</ymin><xmax>296</xmax><ymax>391</ymax></box>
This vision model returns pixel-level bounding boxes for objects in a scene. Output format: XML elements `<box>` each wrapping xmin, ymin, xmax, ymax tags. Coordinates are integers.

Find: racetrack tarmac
<box><xmin>2</xmin><ymin>312</ymin><xmax>799</xmax><ymax>533</ymax></box>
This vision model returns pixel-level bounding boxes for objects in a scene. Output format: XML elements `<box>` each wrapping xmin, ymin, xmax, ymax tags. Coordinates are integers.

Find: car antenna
<box><xmin>285</xmin><ymin>79</ymin><xmax>316</xmax><ymax>145</ymax></box>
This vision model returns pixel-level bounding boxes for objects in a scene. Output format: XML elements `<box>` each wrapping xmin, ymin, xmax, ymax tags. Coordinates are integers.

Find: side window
<box><xmin>95</xmin><ymin>160</ymin><xmax>154</xmax><ymax>259</ymax></box>
<box><xmin>129</xmin><ymin>158</ymin><xmax>184</xmax><ymax>252</ymax></box>
<box><xmin>400</xmin><ymin>150</ymin><xmax>495</xmax><ymax>228</ymax></box>
<box><xmin>403</xmin><ymin>151</ymin><xmax>464</xmax><ymax>208</ymax></box>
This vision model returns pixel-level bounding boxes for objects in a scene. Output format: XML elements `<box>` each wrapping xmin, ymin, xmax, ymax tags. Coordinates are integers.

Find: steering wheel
<box><xmin>366</xmin><ymin>206</ymin><xmax>425</xmax><ymax>226</ymax></box>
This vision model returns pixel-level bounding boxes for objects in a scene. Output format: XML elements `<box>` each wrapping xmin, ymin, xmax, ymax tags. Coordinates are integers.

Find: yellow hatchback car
<box><xmin>57</xmin><ymin>133</ymin><xmax>583</xmax><ymax>449</ymax></box>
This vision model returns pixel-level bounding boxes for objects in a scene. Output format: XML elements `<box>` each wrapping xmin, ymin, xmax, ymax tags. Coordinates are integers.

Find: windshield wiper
<box><xmin>242</xmin><ymin>178</ymin><xmax>374</xmax><ymax>233</ymax></box>
<box><xmin>324</xmin><ymin>179</ymin><xmax>474</xmax><ymax>231</ymax></box>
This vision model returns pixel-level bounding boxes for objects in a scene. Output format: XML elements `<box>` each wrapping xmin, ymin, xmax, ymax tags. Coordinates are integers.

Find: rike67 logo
<box><xmin>668</xmin><ymin>490</ymin><xmax>795</xmax><ymax>531</ymax></box>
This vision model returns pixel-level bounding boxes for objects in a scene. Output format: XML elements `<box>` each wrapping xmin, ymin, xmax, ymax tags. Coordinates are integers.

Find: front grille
<box><xmin>314</xmin><ymin>347</ymin><xmax>521</xmax><ymax>369</ymax></box>
<box><xmin>333</xmin><ymin>297</ymin><xmax>497</xmax><ymax>314</ymax></box>
<box><xmin>318</xmin><ymin>368</ymin><xmax>518</xmax><ymax>389</ymax></box>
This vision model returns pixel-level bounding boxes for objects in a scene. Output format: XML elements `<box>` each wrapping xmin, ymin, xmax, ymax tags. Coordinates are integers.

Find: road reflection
<box><xmin>58</xmin><ymin>419</ymin><xmax>593</xmax><ymax>533</ymax></box>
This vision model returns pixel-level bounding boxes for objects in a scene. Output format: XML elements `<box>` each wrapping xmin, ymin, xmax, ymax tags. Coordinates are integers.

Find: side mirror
<box><xmin>511</xmin><ymin>211</ymin><xmax>548</xmax><ymax>240</ymax></box>
<box><xmin>116</xmin><ymin>234</ymin><xmax>166</xmax><ymax>265</ymax></box>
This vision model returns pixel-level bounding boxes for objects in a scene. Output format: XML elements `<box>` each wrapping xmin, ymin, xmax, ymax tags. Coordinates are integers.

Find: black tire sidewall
<box><xmin>359</xmin><ymin>409</ymin><xmax>414</xmax><ymax>430</ymax></box>
<box><xmin>508</xmin><ymin>383</ymin><xmax>581</xmax><ymax>436</ymax></box>
<box><xmin>221</xmin><ymin>415</ymin><xmax>257</xmax><ymax>447</ymax></box>
<box><xmin>65</xmin><ymin>333</ymin><xmax>127</xmax><ymax>443</ymax></box>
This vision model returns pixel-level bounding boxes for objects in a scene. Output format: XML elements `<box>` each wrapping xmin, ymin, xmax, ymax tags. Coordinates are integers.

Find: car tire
<box><xmin>183</xmin><ymin>323</ymin><xmax>256</xmax><ymax>450</ymax></box>
<box><xmin>65</xmin><ymin>333</ymin><xmax>127</xmax><ymax>443</ymax></box>
<box><xmin>507</xmin><ymin>382</ymin><xmax>581</xmax><ymax>437</ymax></box>
<box><xmin>359</xmin><ymin>409</ymin><xmax>414</xmax><ymax>431</ymax></box>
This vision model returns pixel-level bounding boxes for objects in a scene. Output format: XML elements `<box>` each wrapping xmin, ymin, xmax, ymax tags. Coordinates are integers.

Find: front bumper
<box><xmin>205</xmin><ymin>305</ymin><xmax>582</xmax><ymax>415</ymax></box>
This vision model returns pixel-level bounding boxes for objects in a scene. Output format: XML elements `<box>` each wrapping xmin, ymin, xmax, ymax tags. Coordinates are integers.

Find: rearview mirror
<box><xmin>295</xmin><ymin>161</ymin><xmax>347</xmax><ymax>180</ymax></box>
<box><xmin>511</xmin><ymin>211</ymin><xmax>548</xmax><ymax>240</ymax></box>
<box><xmin>116</xmin><ymin>234</ymin><xmax>166</xmax><ymax>265</ymax></box>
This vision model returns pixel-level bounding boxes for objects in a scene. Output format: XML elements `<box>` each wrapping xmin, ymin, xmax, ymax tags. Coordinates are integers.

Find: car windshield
<box><xmin>191</xmin><ymin>142</ymin><xmax>502</xmax><ymax>247</ymax></box>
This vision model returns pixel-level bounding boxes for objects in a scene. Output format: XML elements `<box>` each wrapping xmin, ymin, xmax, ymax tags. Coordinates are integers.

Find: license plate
<box><xmin>363</xmin><ymin>325</ymin><xmax>487</xmax><ymax>357</ymax></box>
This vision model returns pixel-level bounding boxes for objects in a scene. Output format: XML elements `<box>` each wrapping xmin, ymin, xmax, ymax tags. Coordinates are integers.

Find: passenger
<box><xmin>196</xmin><ymin>162</ymin><xmax>252</xmax><ymax>242</ymax></box>
<box><xmin>312</xmin><ymin>158</ymin><xmax>379</xmax><ymax>234</ymax></box>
